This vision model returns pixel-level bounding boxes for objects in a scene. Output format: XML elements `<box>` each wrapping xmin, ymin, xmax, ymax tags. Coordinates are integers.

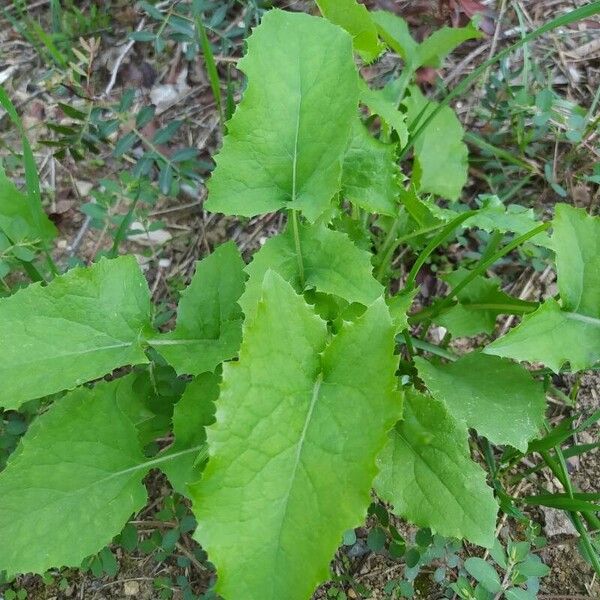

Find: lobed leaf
<box><xmin>192</xmin><ymin>271</ymin><xmax>401</xmax><ymax>600</ymax></box>
<box><xmin>0</xmin><ymin>256</ymin><xmax>152</xmax><ymax>410</ymax></box>
<box><xmin>375</xmin><ymin>391</ymin><xmax>498</xmax><ymax>547</ymax></box>
<box><xmin>359</xmin><ymin>80</ymin><xmax>409</xmax><ymax>146</ymax></box>
<box><xmin>240</xmin><ymin>222</ymin><xmax>383</xmax><ymax>320</ymax></box>
<box><xmin>417</xmin><ymin>21</ymin><xmax>482</xmax><ymax>68</ymax></box>
<box><xmin>415</xmin><ymin>353</ymin><xmax>546</xmax><ymax>451</ymax></box>
<box><xmin>205</xmin><ymin>10</ymin><xmax>359</xmax><ymax>221</ymax></box>
<box><xmin>316</xmin><ymin>0</ymin><xmax>384</xmax><ymax>62</ymax></box>
<box><xmin>341</xmin><ymin>119</ymin><xmax>401</xmax><ymax>216</ymax></box>
<box><xmin>372</xmin><ymin>11</ymin><xmax>419</xmax><ymax>65</ymax></box>
<box><xmin>150</xmin><ymin>242</ymin><xmax>246</xmax><ymax>375</ymax></box>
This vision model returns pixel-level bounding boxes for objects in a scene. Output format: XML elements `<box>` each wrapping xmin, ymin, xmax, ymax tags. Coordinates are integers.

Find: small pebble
<box><xmin>124</xmin><ymin>580</ymin><xmax>140</xmax><ymax>596</ymax></box>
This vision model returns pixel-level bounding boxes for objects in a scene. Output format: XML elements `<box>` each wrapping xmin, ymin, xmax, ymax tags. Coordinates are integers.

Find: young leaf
<box><xmin>341</xmin><ymin>119</ymin><xmax>400</xmax><ymax>216</ymax></box>
<box><xmin>417</xmin><ymin>22</ymin><xmax>482</xmax><ymax>68</ymax></box>
<box><xmin>435</xmin><ymin>268</ymin><xmax>536</xmax><ymax>338</ymax></box>
<box><xmin>375</xmin><ymin>391</ymin><xmax>497</xmax><ymax>547</ymax></box>
<box><xmin>160</xmin><ymin>372</ymin><xmax>218</xmax><ymax>496</ymax></box>
<box><xmin>150</xmin><ymin>242</ymin><xmax>246</xmax><ymax>375</ymax></box>
<box><xmin>206</xmin><ymin>10</ymin><xmax>359</xmax><ymax>221</ymax></box>
<box><xmin>486</xmin><ymin>205</ymin><xmax>600</xmax><ymax>372</ymax></box>
<box><xmin>191</xmin><ymin>271</ymin><xmax>401</xmax><ymax>600</ymax></box>
<box><xmin>372</xmin><ymin>12</ymin><xmax>481</xmax><ymax>69</ymax></box>
<box><xmin>425</xmin><ymin>195</ymin><xmax>546</xmax><ymax>238</ymax></box>
<box><xmin>0</xmin><ymin>165</ymin><xmax>56</xmax><ymax>243</ymax></box>
<box><xmin>0</xmin><ymin>379</ymin><xmax>132</xmax><ymax>573</ymax></box>
<box><xmin>404</xmin><ymin>86</ymin><xmax>468</xmax><ymax>200</ymax></box>
<box><xmin>414</xmin><ymin>353</ymin><xmax>545</xmax><ymax>451</ymax></box>
<box><xmin>240</xmin><ymin>222</ymin><xmax>383</xmax><ymax>320</ymax></box>
<box><xmin>387</xmin><ymin>288</ymin><xmax>418</xmax><ymax>333</ymax></box>
<box><xmin>0</xmin><ymin>256</ymin><xmax>153</xmax><ymax>410</ymax></box>
<box><xmin>360</xmin><ymin>80</ymin><xmax>409</xmax><ymax>146</ymax></box>
<box><xmin>371</xmin><ymin>11</ymin><xmax>419</xmax><ymax>65</ymax></box>
<box><xmin>316</xmin><ymin>0</ymin><xmax>384</xmax><ymax>62</ymax></box>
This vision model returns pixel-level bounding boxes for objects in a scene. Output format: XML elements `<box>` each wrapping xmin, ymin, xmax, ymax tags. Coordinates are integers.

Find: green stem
<box><xmin>398</xmin><ymin>336</ymin><xmax>458</xmax><ymax>361</ymax></box>
<box><xmin>194</xmin><ymin>11</ymin><xmax>225</xmax><ymax>135</ymax></box>
<box><xmin>375</xmin><ymin>216</ymin><xmax>402</xmax><ymax>281</ymax></box>
<box><xmin>540</xmin><ymin>443</ymin><xmax>600</xmax><ymax>577</ymax></box>
<box><xmin>290</xmin><ymin>209</ymin><xmax>305</xmax><ymax>288</ymax></box>
<box><xmin>404</xmin><ymin>211</ymin><xmax>476</xmax><ymax>289</ymax></box>
<box><xmin>413</xmin><ymin>222</ymin><xmax>550</xmax><ymax>322</ymax></box>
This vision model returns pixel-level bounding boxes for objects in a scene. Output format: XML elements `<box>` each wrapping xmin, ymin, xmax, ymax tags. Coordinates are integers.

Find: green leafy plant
<box><xmin>1</xmin><ymin>3</ymin><xmax>600</xmax><ymax>600</ymax></box>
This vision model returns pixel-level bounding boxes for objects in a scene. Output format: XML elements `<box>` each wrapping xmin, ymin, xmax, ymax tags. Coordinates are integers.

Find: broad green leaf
<box><xmin>485</xmin><ymin>299</ymin><xmax>600</xmax><ymax>372</ymax></box>
<box><xmin>150</xmin><ymin>243</ymin><xmax>245</xmax><ymax>375</ymax></box>
<box><xmin>0</xmin><ymin>256</ymin><xmax>152</xmax><ymax>410</ymax></box>
<box><xmin>240</xmin><ymin>222</ymin><xmax>383</xmax><ymax>320</ymax></box>
<box><xmin>404</xmin><ymin>86</ymin><xmax>467</xmax><ymax>200</ymax></box>
<box><xmin>372</xmin><ymin>11</ymin><xmax>419</xmax><ymax>65</ymax></box>
<box><xmin>359</xmin><ymin>80</ymin><xmax>409</xmax><ymax>146</ymax></box>
<box><xmin>205</xmin><ymin>10</ymin><xmax>358</xmax><ymax>221</ymax></box>
<box><xmin>342</xmin><ymin>119</ymin><xmax>400</xmax><ymax>215</ymax></box>
<box><xmin>316</xmin><ymin>0</ymin><xmax>383</xmax><ymax>62</ymax></box>
<box><xmin>161</xmin><ymin>372</ymin><xmax>218</xmax><ymax>496</ymax></box>
<box><xmin>0</xmin><ymin>375</ymin><xmax>208</xmax><ymax>575</ymax></box>
<box><xmin>0</xmin><ymin>378</ymin><xmax>145</xmax><ymax>575</ymax></box>
<box><xmin>192</xmin><ymin>271</ymin><xmax>401</xmax><ymax>600</ymax></box>
<box><xmin>436</xmin><ymin>268</ymin><xmax>536</xmax><ymax>338</ymax></box>
<box><xmin>414</xmin><ymin>353</ymin><xmax>545</xmax><ymax>451</ymax></box>
<box><xmin>375</xmin><ymin>391</ymin><xmax>497</xmax><ymax>547</ymax></box>
<box><xmin>464</xmin><ymin>558</ymin><xmax>502</xmax><ymax>593</ymax></box>
<box><xmin>0</xmin><ymin>165</ymin><xmax>56</xmax><ymax>243</ymax></box>
<box><xmin>553</xmin><ymin>204</ymin><xmax>599</xmax><ymax>317</ymax></box>
<box><xmin>417</xmin><ymin>22</ymin><xmax>482</xmax><ymax>67</ymax></box>
<box><xmin>504</xmin><ymin>588</ymin><xmax>535</xmax><ymax>600</ymax></box>
<box><xmin>486</xmin><ymin>206</ymin><xmax>600</xmax><ymax>372</ymax></box>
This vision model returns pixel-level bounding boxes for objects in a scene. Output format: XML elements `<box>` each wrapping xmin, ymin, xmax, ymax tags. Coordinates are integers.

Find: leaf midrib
<box><xmin>272</xmin><ymin>373</ymin><xmax>323</xmax><ymax>590</ymax></box>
